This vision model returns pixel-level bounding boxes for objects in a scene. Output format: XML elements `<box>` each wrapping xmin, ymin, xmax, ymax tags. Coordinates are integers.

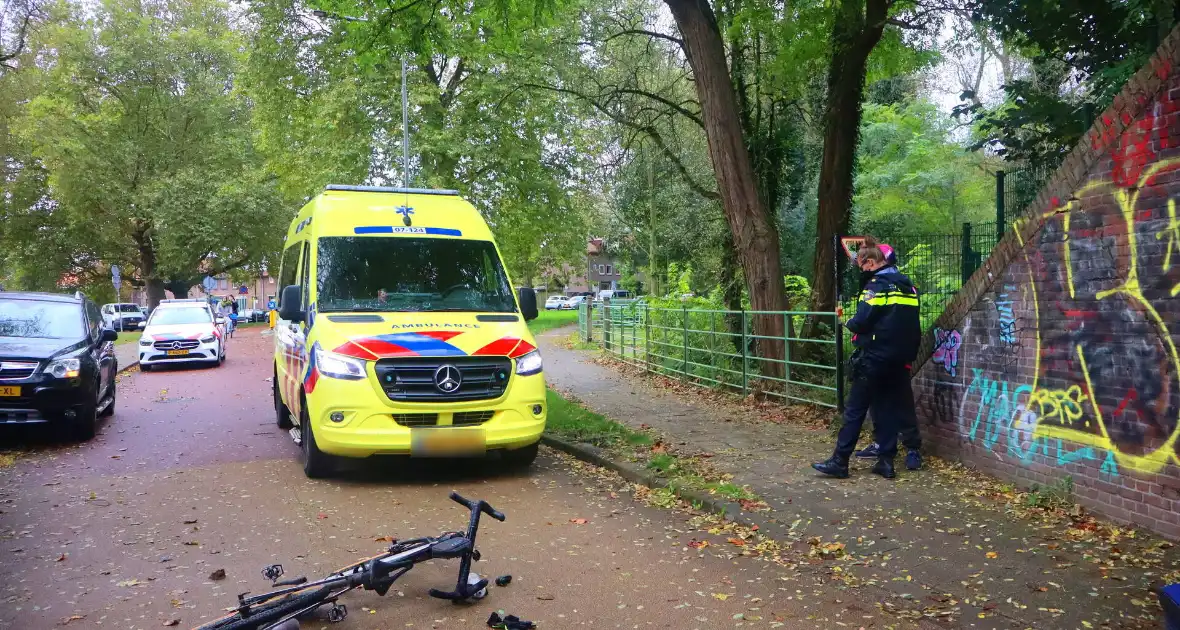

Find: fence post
<box><xmin>585</xmin><ymin>301</ymin><xmax>594</xmax><ymax>343</ymax></box>
<box><xmin>740</xmin><ymin>310</ymin><xmax>748</xmax><ymax>395</ymax></box>
<box><xmin>783</xmin><ymin>312</ymin><xmax>792</xmax><ymax>394</ymax></box>
<box><xmin>631</xmin><ymin>303</ymin><xmax>637</xmax><ymax>363</ymax></box>
<box><xmin>682</xmin><ymin>302</ymin><xmax>688</xmax><ymax>382</ymax></box>
<box><xmin>995</xmin><ymin>169</ymin><xmax>1006</xmax><ymax>244</ymax></box>
<box><xmin>604</xmin><ymin>301</ymin><xmax>612</xmax><ymax>352</ymax></box>
<box><xmin>960</xmin><ymin>222</ymin><xmax>974</xmax><ymax>285</ymax></box>
<box><xmin>644</xmin><ymin>302</ymin><xmax>651</xmax><ymax>372</ymax></box>
<box><xmin>834</xmin><ymin>312</ymin><xmax>845</xmax><ymax>412</ymax></box>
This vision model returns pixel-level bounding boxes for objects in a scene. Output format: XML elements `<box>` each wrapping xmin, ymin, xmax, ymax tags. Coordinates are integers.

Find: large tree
<box><xmin>959</xmin><ymin>0</ymin><xmax>1180</xmax><ymax>169</ymax></box>
<box><xmin>246</xmin><ymin>0</ymin><xmax>597</xmax><ymax>286</ymax></box>
<box><xmin>5</xmin><ymin>0</ymin><xmax>285</xmax><ymax>306</ymax></box>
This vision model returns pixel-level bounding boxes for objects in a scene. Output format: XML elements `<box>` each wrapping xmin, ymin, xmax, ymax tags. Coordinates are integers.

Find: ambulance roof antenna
<box><xmin>400</xmin><ymin>53</ymin><xmax>411</xmax><ymax>226</ymax></box>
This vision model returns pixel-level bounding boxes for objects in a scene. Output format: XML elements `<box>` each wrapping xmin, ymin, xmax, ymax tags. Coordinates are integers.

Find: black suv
<box><xmin>0</xmin><ymin>291</ymin><xmax>119</xmax><ymax>440</ymax></box>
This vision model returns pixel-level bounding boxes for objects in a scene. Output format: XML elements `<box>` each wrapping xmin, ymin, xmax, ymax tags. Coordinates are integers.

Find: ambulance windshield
<box><xmin>316</xmin><ymin>237</ymin><xmax>517</xmax><ymax>313</ymax></box>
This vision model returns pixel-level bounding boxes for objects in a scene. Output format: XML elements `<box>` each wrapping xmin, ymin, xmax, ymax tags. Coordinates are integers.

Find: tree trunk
<box><xmin>665</xmin><ymin>0</ymin><xmax>787</xmax><ymax>376</ymax></box>
<box><xmin>135</xmin><ymin>231</ymin><xmax>167</xmax><ymax>310</ymax></box>
<box><xmin>719</xmin><ymin>228</ymin><xmax>745</xmax><ymax>355</ymax></box>
<box><xmin>809</xmin><ymin>0</ymin><xmax>890</xmax><ymax>316</ymax></box>
<box><xmin>165</xmin><ymin>278</ymin><xmax>192</xmax><ymax>299</ymax></box>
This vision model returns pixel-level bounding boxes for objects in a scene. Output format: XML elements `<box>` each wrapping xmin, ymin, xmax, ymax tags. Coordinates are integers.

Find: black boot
<box><xmin>811</xmin><ymin>456</ymin><xmax>849</xmax><ymax>479</ymax></box>
<box><xmin>871</xmin><ymin>458</ymin><xmax>896</xmax><ymax>479</ymax></box>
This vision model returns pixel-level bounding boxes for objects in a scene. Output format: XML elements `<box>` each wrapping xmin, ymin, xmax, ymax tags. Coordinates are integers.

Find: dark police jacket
<box><xmin>845</xmin><ymin>266</ymin><xmax>921</xmax><ymax>366</ymax></box>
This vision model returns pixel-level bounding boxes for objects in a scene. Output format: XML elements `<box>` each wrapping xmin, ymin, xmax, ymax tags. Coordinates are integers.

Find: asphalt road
<box><xmin>0</xmin><ymin>328</ymin><xmax>921</xmax><ymax>630</ymax></box>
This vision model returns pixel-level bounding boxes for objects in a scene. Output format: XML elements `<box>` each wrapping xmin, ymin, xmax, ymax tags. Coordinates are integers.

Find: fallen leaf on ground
<box><xmin>208</xmin><ymin>569</ymin><xmax>226</xmax><ymax>581</ymax></box>
<box><xmin>986</xmin><ymin>551</ymin><xmax>998</xmax><ymax>559</ymax></box>
<box><xmin>712</xmin><ymin>593</ymin><xmax>730</xmax><ymax>601</ymax></box>
<box><xmin>317</xmin><ymin>513</ymin><xmax>328</xmax><ymax>519</ymax></box>
<box><xmin>688</xmin><ymin>540</ymin><xmax>709</xmax><ymax>549</ymax></box>
<box><xmin>60</xmin><ymin>615</ymin><xmax>85</xmax><ymax>625</ymax></box>
<box><xmin>569</xmin><ymin>518</ymin><xmax>588</xmax><ymax>525</ymax></box>
<box><xmin>727</xmin><ymin>538</ymin><xmax>747</xmax><ymax>547</ymax></box>
<box><xmin>183</xmin><ymin>519</ymin><xmax>197</xmax><ymax>525</ymax></box>
<box><xmin>117</xmin><ymin>579</ymin><xmax>143</xmax><ymax>587</ymax></box>
<box><xmin>374</xmin><ymin>536</ymin><xmax>396</xmax><ymax>543</ymax></box>
<box><xmin>56</xmin><ymin>553</ymin><xmax>67</xmax><ymax>562</ymax></box>
<box><xmin>162</xmin><ymin>620</ymin><xmax>180</xmax><ymax>627</ymax></box>
<box><xmin>537</xmin><ymin>594</ymin><xmax>555</xmax><ymax>601</ymax></box>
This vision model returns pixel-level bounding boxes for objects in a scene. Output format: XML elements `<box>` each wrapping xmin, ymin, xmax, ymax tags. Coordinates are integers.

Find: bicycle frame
<box><xmin>204</xmin><ymin>492</ymin><xmax>504</xmax><ymax>630</ymax></box>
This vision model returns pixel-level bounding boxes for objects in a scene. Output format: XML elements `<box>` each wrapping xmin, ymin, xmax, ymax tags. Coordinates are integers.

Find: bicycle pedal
<box><xmin>326</xmin><ymin>604</ymin><xmax>347</xmax><ymax>622</ymax></box>
<box><xmin>262</xmin><ymin>564</ymin><xmax>284</xmax><ymax>582</ymax></box>
<box><xmin>471</xmin><ymin>549</ymin><xmax>481</xmax><ymax>561</ymax></box>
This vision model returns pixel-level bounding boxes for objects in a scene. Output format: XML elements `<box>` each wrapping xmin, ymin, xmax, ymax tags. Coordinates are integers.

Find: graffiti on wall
<box><xmin>930</xmin><ymin>76</ymin><xmax>1180</xmax><ymax>481</ymax></box>
<box><xmin>932</xmin><ymin>328</ymin><xmax>961</xmax><ymax>377</ymax></box>
<box><xmin>995</xmin><ymin>286</ymin><xmax>1017</xmax><ymax>345</ymax></box>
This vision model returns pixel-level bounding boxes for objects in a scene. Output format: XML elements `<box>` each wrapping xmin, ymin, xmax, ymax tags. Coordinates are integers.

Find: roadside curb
<box><xmin>540</xmin><ymin>434</ymin><xmax>796</xmax><ymax>540</ymax></box>
<box><xmin>118</xmin><ymin>360</ymin><xmax>139</xmax><ymax>374</ymax></box>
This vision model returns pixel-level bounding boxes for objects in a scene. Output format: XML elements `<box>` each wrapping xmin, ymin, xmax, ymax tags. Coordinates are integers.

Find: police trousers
<box><xmin>835</xmin><ymin>361</ymin><xmax>915</xmax><ymax>461</ymax></box>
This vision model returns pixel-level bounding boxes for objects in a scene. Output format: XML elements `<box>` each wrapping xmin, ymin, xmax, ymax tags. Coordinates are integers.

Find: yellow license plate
<box><xmin>166</xmin><ymin>349</ymin><xmax>188</xmax><ymax>356</ymax></box>
<box><xmin>0</xmin><ymin>386</ymin><xmax>20</xmax><ymax>397</ymax></box>
<box><xmin>410</xmin><ymin>427</ymin><xmax>486</xmax><ymax>457</ymax></box>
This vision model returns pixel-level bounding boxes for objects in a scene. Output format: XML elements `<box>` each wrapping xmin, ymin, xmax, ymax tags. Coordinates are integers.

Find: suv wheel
<box><xmin>300</xmin><ymin>400</ymin><xmax>334</xmax><ymax>479</ymax></box>
<box><xmin>68</xmin><ymin>392</ymin><xmax>99</xmax><ymax>442</ymax></box>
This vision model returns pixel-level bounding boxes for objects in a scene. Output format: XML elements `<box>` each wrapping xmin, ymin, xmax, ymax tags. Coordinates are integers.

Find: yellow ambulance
<box><xmin>272</xmin><ymin>185</ymin><xmax>545</xmax><ymax>477</ymax></box>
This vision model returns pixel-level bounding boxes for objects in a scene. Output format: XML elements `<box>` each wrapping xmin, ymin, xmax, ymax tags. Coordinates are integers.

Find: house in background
<box><xmin>540</xmin><ymin>238</ymin><xmax>642</xmax><ymax>296</ymax></box>
<box><xmin>128</xmin><ymin>271</ymin><xmax>278</xmax><ymax>311</ymax></box>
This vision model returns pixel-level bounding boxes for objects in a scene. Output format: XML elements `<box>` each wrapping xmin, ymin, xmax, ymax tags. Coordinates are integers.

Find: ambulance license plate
<box><xmin>411</xmin><ymin>427</ymin><xmax>485</xmax><ymax>457</ymax></box>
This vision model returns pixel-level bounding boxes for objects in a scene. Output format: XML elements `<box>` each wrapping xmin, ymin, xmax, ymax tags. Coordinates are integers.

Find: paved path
<box><xmin>0</xmin><ymin>327</ymin><xmax>913</xmax><ymax>630</ymax></box>
<box><xmin>540</xmin><ymin>326</ymin><xmax>1177</xmax><ymax>629</ymax></box>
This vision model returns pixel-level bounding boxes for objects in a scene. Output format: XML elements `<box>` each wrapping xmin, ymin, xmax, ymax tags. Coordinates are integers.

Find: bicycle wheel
<box><xmin>190</xmin><ymin>585</ymin><xmax>332</xmax><ymax>630</ymax></box>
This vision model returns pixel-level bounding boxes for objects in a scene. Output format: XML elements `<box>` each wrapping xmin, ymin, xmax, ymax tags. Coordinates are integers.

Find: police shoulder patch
<box><xmin>861</xmin><ymin>290</ymin><xmax>876</xmax><ymax>302</ymax></box>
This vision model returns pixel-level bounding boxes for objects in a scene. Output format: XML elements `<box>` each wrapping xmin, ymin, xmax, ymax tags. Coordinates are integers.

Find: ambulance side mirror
<box><xmin>517</xmin><ymin>287</ymin><xmax>538</xmax><ymax>321</ymax></box>
<box><xmin>278</xmin><ymin>284</ymin><xmax>304</xmax><ymax>323</ymax></box>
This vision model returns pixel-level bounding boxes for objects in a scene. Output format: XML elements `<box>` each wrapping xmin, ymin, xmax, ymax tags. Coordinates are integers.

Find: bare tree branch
<box><xmin>603</xmin><ymin>28</ymin><xmax>684</xmax><ymax>49</ymax></box>
<box><xmin>523</xmin><ymin>81</ymin><xmax>718</xmax><ymax>201</ymax></box>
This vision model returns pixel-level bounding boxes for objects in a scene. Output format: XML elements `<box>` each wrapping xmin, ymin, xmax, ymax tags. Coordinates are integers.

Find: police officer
<box><xmin>812</xmin><ymin>237</ymin><xmax>921</xmax><ymax>479</ymax></box>
<box><xmin>854</xmin><ymin>243</ymin><xmax>923</xmax><ymax>470</ymax></box>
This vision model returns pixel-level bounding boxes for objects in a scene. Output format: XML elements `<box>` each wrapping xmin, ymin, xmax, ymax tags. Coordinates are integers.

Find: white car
<box><xmin>562</xmin><ymin>295</ymin><xmax>587</xmax><ymax>309</ymax></box>
<box><xmin>137</xmin><ymin>302</ymin><xmax>225</xmax><ymax>371</ymax></box>
<box><xmin>101</xmin><ymin>303</ymin><xmax>146</xmax><ymax>331</ymax></box>
<box><xmin>544</xmin><ymin>295</ymin><xmax>570</xmax><ymax>310</ymax></box>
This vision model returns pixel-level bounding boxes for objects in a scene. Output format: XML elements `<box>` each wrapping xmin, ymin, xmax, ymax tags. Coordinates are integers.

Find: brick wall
<box><xmin>912</xmin><ymin>26</ymin><xmax>1180</xmax><ymax>540</ymax></box>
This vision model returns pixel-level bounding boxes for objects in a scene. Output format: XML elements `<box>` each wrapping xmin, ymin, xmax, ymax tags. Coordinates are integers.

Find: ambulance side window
<box><xmin>277</xmin><ymin>243</ymin><xmax>302</xmax><ymax>308</ymax></box>
<box><xmin>299</xmin><ymin>243</ymin><xmax>311</xmax><ymax>309</ymax></box>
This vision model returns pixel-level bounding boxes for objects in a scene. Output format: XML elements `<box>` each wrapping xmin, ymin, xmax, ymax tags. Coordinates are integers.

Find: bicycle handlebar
<box><xmin>449</xmin><ymin>491</ymin><xmax>505</xmax><ymax>522</ymax></box>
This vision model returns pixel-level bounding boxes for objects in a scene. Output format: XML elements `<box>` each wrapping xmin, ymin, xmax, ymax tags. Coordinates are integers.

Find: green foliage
<box><xmin>544</xmin><ymin>388</ymin><xmax>653</xmax><ymax>448</ymax></box>
<box><xmin>2</xmin><ymin>0</ymin><xmax>285</xmax><ymax>302</ymax></box>
<box><xmin>854</xmin><ymin>101</ymin><xmax>997</xmax><ymax>235</ymax></box>
<box><xmin>527</xmin><ymin>309</ymin><xmax>579</xmax><ymax>335</ymax></box>
<box><xmin>245</xmin><ymin>0</ymin><xmax>596</xmax><ymax>287</ymax></box>
<box><xmin>961</xmin><ymin>1</ymin><xmax>1178</xmax><ymax>169</ymax></box>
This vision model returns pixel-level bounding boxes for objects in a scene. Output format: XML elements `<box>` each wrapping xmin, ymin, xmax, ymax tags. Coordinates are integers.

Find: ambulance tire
<box><xmin>300</xmin><ymin>399</ymin><xmax>334</xmax><ymax>479</ymax></box>
<box><xmin>503</xmin><ymin>442</ymin><xmax>539</xmax><ymax>469</ymax></box>
<box><xmin>274</xmin><ymin>365</ymin><xmax>293</xmax><ymax>429</ymax></box>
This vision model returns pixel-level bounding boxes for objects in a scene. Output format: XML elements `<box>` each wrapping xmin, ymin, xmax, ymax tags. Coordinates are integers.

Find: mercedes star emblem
<box><xmin>433</xmin><ymin>364</ymin><xmax>462</xmax><ymax>393</ymax></box>
<box><xmin>171</xmin><ymin>341</ymin><xmax>184</xmax><ymax>350</ymax></box>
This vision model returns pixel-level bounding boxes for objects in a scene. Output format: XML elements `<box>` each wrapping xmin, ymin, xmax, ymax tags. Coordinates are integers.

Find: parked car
<box><xmin>562</xmin><ymin>295</ymin><xmax>587</xmax><ymax>310</ymax></box>
<box><xmin>238</xmin><ymin>307</ymin><xmax>256</xmax><ymax>322</ymax></box>
<box><xmin>101</xmin><ymin>302</ymin><xmax>146</xmax><ymax>331</ymax></box>
<box><xmin>138</xmin><ymin>301</ymin><xmax>225</xmax><ymax>371</ymax></box>
<box><xmin>0</xmin><ymin>291</ymin><xmax>119</xmax><ymax>440</ymax></box>
<box><xmin>596</xmin><ymin>289</ymin><xmax>633</xmax><ymax>301</ymax></box>
<box><xmin>544</xmin><ymin>295</ymin><xmax>569</xmax><ymax>310</ymax></box>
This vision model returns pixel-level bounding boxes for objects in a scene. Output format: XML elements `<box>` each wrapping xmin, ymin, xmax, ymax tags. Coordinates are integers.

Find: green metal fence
<box><xmin>579</xmin><ymin>301</ymin><xmax>843</xmax><ymax>409</ymax></box>
<box><xmin>847</xmin><ymin>221</ymin><xmax>1001</xmax><ymax>330</ymax></box>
